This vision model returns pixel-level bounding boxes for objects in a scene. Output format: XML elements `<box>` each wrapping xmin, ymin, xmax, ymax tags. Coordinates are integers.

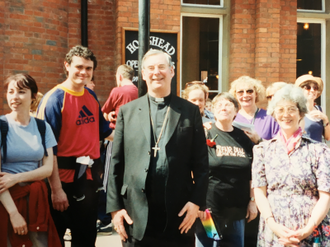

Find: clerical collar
<box><xmin>148</xmin><ymin>93</ymin><xmax>172</xmax><ymax>105</ymax></box>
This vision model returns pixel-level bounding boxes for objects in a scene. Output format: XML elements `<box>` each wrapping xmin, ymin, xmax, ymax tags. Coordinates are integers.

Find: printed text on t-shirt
<box><xmin>216</xmin><ymin>146</ymin><xmax>246</xmax><ymax>157</ymax></box>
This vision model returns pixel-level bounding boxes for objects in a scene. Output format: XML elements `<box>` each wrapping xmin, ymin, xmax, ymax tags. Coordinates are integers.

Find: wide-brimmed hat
<box><xmin>295</xmin><ymin>74</ymin><xmax>323</xmax><ymax>98</ymax></box>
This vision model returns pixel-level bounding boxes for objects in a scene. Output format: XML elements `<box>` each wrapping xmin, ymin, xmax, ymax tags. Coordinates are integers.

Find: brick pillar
<box><xmin>254</xmin><ymin>0</ymin><xmax>282</xmax><ymax>84</ymax></box>
<box><xmin>229</xmin><ymin>0</ymin><xmax>297</xmax><ymax>108</ymax></box>
<box><xmin>229</xmin><ymin>0</ymin><xmax>256</xmax><ymax>83</ymax></box>
<box><xmin>279</xmin><ymin>0</ymin><xmax>297</xmax><ymax>84</ymax></box>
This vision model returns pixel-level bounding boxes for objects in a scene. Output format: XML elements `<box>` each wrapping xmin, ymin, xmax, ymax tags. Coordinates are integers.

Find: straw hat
<box><xmin>295</xmin><ymin>74</ymin><xmax>323</xmax><ymax>98</ymax></box>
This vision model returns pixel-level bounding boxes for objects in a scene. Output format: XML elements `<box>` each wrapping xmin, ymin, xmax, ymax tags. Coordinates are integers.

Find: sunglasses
<box><xmin>236</xmin><ymin>89</ymin><xmax>254</xmax><ymax>96</ymax></box>
<box><xmin>303</xmin><ymin>85</ymin><xmax>319</xmax><ymax>91</ymax></box>
<box><xmin>185</xmin><ymin>81</ymin><xmax>204</xmax><ymax>89</ymax></box>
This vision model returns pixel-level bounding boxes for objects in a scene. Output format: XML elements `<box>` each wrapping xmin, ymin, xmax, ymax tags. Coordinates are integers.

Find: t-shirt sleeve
<box><xmin>45</xmin><ymin>122</ymin><xmax>57</xmax><ymax>149</ymax></box>
<box><xmin>251</xmin><ymin>144</ymin><xmax>267</xmax><ymax>188</ymax></box>
<box><xmin>314</xmin><ymin>143</ymin><xmax>330</xmax><ymax>193</ymax></box>
<box><xmin>37</xmin><ymin>92</ymin><xmax>63</xmax><ymax>155</ymax></box>
<box><xmin>102</xmin><ymin>90</ymin><xmax>116</xmax><ymax>113</ymax></box>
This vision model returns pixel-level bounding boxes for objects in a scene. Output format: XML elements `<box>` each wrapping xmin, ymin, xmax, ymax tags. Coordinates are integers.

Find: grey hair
<box><xmin>267</xmin><ymin>84</ymin><xmax>308</xmax><ymax>117</ymax></box>
<box><xmin>141</xmin><ymin>49</ymin><xmax>173</xmax><ymax>69</ymax></box>
<box><xmin>212</xmin><ymin>92</ymin><xmax>239</xmax><ymax>112</ymax></box>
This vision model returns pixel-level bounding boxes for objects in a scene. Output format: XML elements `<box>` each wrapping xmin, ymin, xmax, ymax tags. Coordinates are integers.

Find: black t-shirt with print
<box><xmin>206</xmin><ymin>124</ymin><xmax>254</xmax><ymax>220</ymax></box>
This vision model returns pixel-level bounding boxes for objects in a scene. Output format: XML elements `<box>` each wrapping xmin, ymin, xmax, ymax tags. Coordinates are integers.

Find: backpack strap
<box><xmin>35</xmin><ymin>118</ymin><xmax>48</xmax><ymax>157</ymax></box>
<box><xmin>0</xmin><ymin>116</ymin><xmax>9</xmax><ymax>163</ymax></box>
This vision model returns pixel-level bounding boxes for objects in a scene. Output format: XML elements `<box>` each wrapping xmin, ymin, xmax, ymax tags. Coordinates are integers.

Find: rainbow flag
<box><xmin>201</xmin><ymin>209</ymin><xmax>222</xmax><ymax>240</ymax></box>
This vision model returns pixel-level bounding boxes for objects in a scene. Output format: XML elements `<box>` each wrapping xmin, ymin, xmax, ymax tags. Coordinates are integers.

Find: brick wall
<box><xmin>1</xmin><ymin>0</ymin><xmax>69</xmax><ymax>113</ymax></box>
<box><xmin>0</xmin><ymin>0</ymin><xmax>299</xmax><ymax>113</ymax></box>
<box><xmin>229</xmin><ymin>0</ymin><xmax>297</xmax><ymax>88</ymax></box>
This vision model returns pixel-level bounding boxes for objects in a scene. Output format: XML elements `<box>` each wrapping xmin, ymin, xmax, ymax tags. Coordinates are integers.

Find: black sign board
<box><xmin>123</xmin><ymin>29</ymin><xmax>178</xmax><ymax>94</ymax></box>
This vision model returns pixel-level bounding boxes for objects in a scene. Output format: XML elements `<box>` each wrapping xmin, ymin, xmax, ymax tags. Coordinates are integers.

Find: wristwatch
<box><xmin>324</xmin><ymin>122</ymin><xmax>329</xmax><ymax>127</ymax></box>
<box><xmin>250</xmin><ymin>197</ymin><xmax>255</xmax><ymax>202</ymax></box>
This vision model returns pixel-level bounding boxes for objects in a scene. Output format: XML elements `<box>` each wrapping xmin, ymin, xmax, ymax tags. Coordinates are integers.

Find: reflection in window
<box><xmin>296</xmin><ymin>22</ymin><xmax>321</xmax><ymax>103</ymax></box>
<box><xmin>182</xmin><ymin>17</ymin><xmax>219</xmax><ymax>94</ymax></box>
<box><xmin>182</xmin><ymin>0</ymin><xmax>221</xmax><ymax>6</ymax></box>
<box><xmin>297</xmin><ymin>0</ymin><xmax>323</xmax><ymax>11</ymax></box>
<box><xmin>296</xmin><ymin>23</ymin><xmax>321</xmax><ymax>77</ymax></box>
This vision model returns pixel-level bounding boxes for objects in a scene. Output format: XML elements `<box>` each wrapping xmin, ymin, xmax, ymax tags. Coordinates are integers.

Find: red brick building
<box><xmin>0</xmin><ymin>0</ymin><xmax>329</xmax><ymax>113</ymax></box>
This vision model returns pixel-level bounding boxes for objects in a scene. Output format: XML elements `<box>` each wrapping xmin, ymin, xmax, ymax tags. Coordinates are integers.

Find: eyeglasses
<box><xmin>274</xmin><ymin>106</ymin><xmax>299</xmax><ymax>115</ymax></box>
<box><xmin>185</xmin><ymin>81</ymin><xmax>204</xmax><ymax>89</ymax></box>
<box><xmin>214</xmin><ymin>102</ymin><xmax>234</xmax><ymax>109</ymax></box>
<box><xmin>266</xmin><ymin>95</ymin><xmax>273</xmax><ymax>101</ymax></box>
<box><xmin>303</xmin><ymin>85</ymin><xmax>319</xmax><ymax>91</ymax></box>
<box><xmin>236</xmin><ymin>89</ymin><xmax>254</xmax><ymax>96</ymax></box>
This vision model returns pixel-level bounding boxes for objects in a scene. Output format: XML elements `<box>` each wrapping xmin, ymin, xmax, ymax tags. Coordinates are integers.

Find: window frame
<box><xmin>180</xmin><ymin>13</ymin><xmax>224</xmax><ymax>96</ymax></box>
<box><xmin>297</xmin><ymin>18</ymin><xmax>326</xmax><ymax>110</ymax></box>
<box><xmin>297</xmin><ymin>0</ymin><xmax>325</xmax><ymax>13</ymax></box>
<box><xmin>181</xmin><ymin>0</ymin><xmax>224</xmax><ymax>8</ymax></box>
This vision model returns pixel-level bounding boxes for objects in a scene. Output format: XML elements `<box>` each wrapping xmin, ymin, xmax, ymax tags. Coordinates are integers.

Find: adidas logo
<box><xmin>76</xmin><ymin>105</ymin><xmax>95</xmax><ymax>125</ymax></box>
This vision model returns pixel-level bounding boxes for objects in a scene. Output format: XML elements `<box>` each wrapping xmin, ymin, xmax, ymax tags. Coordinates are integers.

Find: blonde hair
<box><xmin>266</xmin><ymin>82</ymin><xmax>287</xmax><ymax>96</ymax></box>
<box><xmin>229</xmin><ymin>76</ymin><xmax>266</xmax><ymax>103</ymax></box>
<box><xmin>182</xmin><ymin>83</ymin><xmax>208</xmax><ymax>100</ymax></box>
<box><xmin>30</xmin><ymin>92</ymin><xmax>43</xmax><ymax>112</ymax></box>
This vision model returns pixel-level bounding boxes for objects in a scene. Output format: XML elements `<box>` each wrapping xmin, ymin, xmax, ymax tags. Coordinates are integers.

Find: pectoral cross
<box><xmin>152</xmin><ymin>143</ymin><xmax>160</xmax><ymax>157</ymax></box>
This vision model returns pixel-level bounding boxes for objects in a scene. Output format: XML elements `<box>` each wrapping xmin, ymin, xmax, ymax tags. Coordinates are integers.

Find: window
<box><xmin>181</xmin><ymin>15</ymin><xmax>223</xmax><ymax>98</ymax></box>
<box><xmin>181</xmin><ymin>0</ymin><xmax>223</xmax><ymax>7</ymax></box>
<box><xmin>297</xmin><ymin>0</ymin><xmax>324</xmax><ymax>12</ymax></box>
<box><xmin>297</xmin><ymin>19</ymin><xmax>325</xmax><ymax>107</ymax></box>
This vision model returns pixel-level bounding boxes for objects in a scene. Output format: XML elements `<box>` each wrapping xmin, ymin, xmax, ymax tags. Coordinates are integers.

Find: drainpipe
<box><xmin>81</xmin><ymin>0</ymin><xmax>88</xmax><ymax>47</ymax></box>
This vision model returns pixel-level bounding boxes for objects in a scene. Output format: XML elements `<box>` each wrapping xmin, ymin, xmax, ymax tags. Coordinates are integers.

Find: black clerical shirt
<box><xmin>146</xmin><ymin>93</ymin><xmax>172</xmax><ymax>231</ymax></box>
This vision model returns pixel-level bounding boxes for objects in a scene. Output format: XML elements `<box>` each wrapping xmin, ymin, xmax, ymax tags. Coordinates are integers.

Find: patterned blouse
<box><xmin>252</xmin><ymin>135</ymin><xmax>330</xmax><ymax>246</ymax></box>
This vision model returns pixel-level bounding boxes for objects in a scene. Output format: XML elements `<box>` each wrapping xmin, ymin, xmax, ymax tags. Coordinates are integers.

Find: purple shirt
<box><xmin>234</xmin><ymin>108</ymin><xmax>279</xmax><ymax>140</ymax></box>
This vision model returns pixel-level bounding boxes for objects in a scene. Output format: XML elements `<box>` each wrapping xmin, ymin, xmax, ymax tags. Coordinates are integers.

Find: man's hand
<box><xmin>9</xmin><ymin>210</ymin><xmax>28</xmax><ymax>235</ymax></box>
<box><xmin>108</xmin><ymin>111</ymin><xmax>117</xmax><ymax>124</ymax></box>
<box><xmin>246</xmin><ymin>201</ymin><xmax>258</xmax><ymax>223</ymax></box>
<box><xmin>51</xmin><ymin>188</ymin><xmax>69</xmax><ymax>212</ymax></box>
<box><xmin>111</xmin><ymin>209</ymin><xmax>133</xmax><ymax>241</ymax></box>
<box><xmin>178</xmin><ymin>201</ymin><xmax>199</xmax><ymax>234</ymax></box>
<box><xmin>0</xmin><ymin>172</ymin><xmax>18</xmax><ymax>193</ymax></box>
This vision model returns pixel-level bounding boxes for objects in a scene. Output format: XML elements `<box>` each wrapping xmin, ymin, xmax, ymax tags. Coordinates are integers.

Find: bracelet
<box><xmin>324</xmin><ymin>122</ymin><xmax>329</xmax><ymax>127</ymax></box>
<box><xmin>265</xmin><ymin>215</ymin><xmax>274</xmax><ymax>224</ymax></box>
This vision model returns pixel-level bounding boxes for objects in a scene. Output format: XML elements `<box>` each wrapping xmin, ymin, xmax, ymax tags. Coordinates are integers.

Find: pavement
<box><xmin>64</xmin><ymin>232</ymin><xmax>122</xmax><ymax>247</ymax></box>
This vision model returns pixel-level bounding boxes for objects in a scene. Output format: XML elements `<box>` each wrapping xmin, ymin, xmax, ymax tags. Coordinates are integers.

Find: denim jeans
<box><xmin>195</xmin><ymin>217</ymin><xmax>245</xmax><ymax>247</ymax></box>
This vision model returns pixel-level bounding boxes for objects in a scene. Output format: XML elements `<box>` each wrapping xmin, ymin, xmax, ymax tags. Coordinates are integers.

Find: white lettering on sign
<box><xmin>126</xmin><ymin>40</ymin><xmax>139</xmax><ymax>54</ymax></box>
<box><xmin>126</xmin><ymin>35</ymin><xmax>176</xmax><ymax>56</ymax></box>
<box><xmin>126</xmin><ymin>60</ymin><xmax>139</xmax><ymax>69</ymax></box>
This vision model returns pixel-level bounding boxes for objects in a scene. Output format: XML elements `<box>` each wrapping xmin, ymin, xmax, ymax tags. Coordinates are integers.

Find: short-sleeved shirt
<box><xmin>207</xmin><ymin>124</ymin><xmax>254</xmax><ymax>219</ymax></box>
<box><xmin>1</xmin><ymin>115</ymin><xmax>57</xmax><ymax>174</ymax></box>
<box><xmin>101</xmin><ymin>85</ymin><xmax>138</xmax><ymax>129</ymax></box>
<box><xmin>234</xmin><ymin>108</ymin><xmax>279</xmax><ymax>140</ymax></box>
<box><xmin>37</xmin><ymin>84</ymin><xmax>112</xmax><ymax>183</ymax></box>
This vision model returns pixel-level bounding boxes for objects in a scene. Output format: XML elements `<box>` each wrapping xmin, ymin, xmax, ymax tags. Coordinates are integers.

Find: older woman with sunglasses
<box><xmin>195</xmin><ymin>92</ymin><xmax>256</xmax><ymax>247</ymax></box>
<box><xmin>252</xmin><ymin>84</ymin><xmax>330</xmax><ymax>246</ymax></box>
<box><xmin>229</xmin><ymin>76</ymin><xmax>280</xmax><ymax>144</ymax></box>
<box><xmin>295</xmin><ymin>74</ymin><xmax>330</xmax><ymax>142</ymax></box>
